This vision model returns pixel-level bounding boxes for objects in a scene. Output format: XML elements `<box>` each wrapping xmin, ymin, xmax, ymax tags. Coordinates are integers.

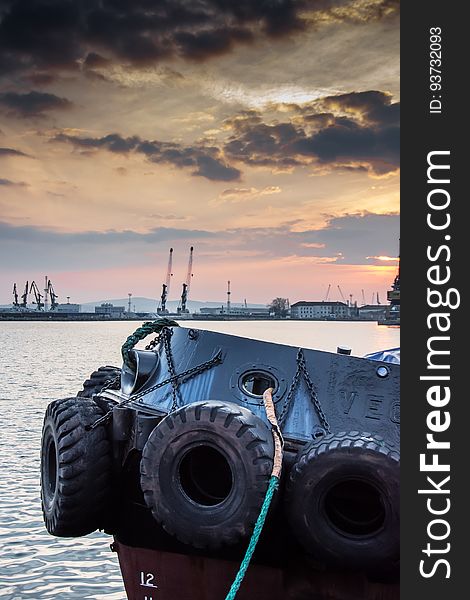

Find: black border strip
<box><xmin>401</xmin><ymin>3</ymin><xmax>466</xmax><ymax>597</ymax></box>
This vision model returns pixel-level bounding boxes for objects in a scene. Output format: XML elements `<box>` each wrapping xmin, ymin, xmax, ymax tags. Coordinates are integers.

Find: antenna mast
<box><xmin>44</xmin><ymin>275</ymin><xmax>49</xmax><ymax>311</ymax></box>
<box><xmin>227</xmin><ymin>280</ymin><xmax>231</xmax><ymax>314</ymax></box>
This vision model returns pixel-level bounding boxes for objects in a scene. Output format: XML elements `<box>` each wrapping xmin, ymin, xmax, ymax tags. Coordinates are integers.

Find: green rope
<box><xmin>121</xmin><ymin>318</ymin><xmax>179</xmax><ymax>368</ymax></box>
<box><xmin>224</xmin><ymin>475</ymin><xmax>279</xmax><ymax>600</ymax></box>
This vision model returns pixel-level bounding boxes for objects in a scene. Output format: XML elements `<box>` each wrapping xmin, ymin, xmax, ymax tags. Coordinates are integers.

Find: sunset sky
<box><xmin>0</xmin><ymin>0</ymin><xmax>399</xmax><ymax>306</ymax></box>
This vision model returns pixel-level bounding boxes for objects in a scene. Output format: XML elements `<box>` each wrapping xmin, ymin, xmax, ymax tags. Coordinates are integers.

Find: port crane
<box><xmin>337</xmin><ymin>285</ymin><xmax>346</xmax><ymax>304</ymax></box>
<box><xmin>12</xmin><ymin>284</ymin><xmax>19</xmax><ymax>308</ymax></box>
<box><xmin>29</xmin><ymin>281</ymin><xmax>44</xmax><ymax>310</ymax></box>
<box><xmin>21</xmin><ymin>281</ymin><xmax>29</xmax><ymax>308</ymax></box>
<box><xmin>324</xmin><ymin>284</ymin><xmax>331</xmax><ymax>302</ymax></box>
<box><xmin>47</xmin><ymin>279</ymin><xmax>59</xmax><ymax>310</ymax></box>
<box><xmin>179</xmin><ymin>246</ymin><xmax>194</xmax><ymax>314</ymax></box>
<box><xmin>159</xmin><ymin>248</ymin><xmax>173</xmax><ymax>314</ymax></box>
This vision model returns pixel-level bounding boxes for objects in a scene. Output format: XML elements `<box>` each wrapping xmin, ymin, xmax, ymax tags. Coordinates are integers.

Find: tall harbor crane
<box><xmin>179</xmin><ymin>246</ymin><xmax>194</xmax><ymax>314</ymax></box>
<box><xmin>12</xmin><ymin>283</ymin><xmax>19</xmax><ymax>308</ymax></box>
<box><xmin>21</xmin><ymin>281</ymin><xmax>29</xmax><ymax>308</ymax></box>
<box><xmin>324</xmin><ymin>284</ymin><xmax>331</xmax><ymax>302</ymax></box>
<box><xmin>47</xmin><ymin>279</ymin><xmax>59</xmax><ymax>310</ymax></box>
<box><xmin>29</xmin><ymin>281</ymin><xmax>44</xmax><ymax>310</ymax></box>
<box><xmin>159</xmin><ymin>248</ymin><xmax>173</xmax><ymax>314</ymax></box>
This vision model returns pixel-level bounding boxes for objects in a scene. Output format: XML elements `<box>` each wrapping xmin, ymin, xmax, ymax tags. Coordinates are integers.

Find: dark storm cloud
<box><xmin>0</xmin><ymin>91</ymin><xmax>73</xmax><ymax>117</ymax></box>
<box><xmin>0</xmin><ymin>147</ymin><xmax>30</xmax><ymax>157</ymax></box>
<box><xmin>291</xmin><ymin>118</ymin><xmax>399</xmax><ymax>173</ymax></box>
<box><xmin>224</xmin><ymin>91</ymin><xmax>400</xmax><ymax>174</ymax></box>
<box><xmin>54</xmin><ymin>132</ymin><xmax>241</xmax><ymax>181</ymax></box>
<box><xmin>315</xmin><ymin>91</ymin><xmax>399</xmax><ymax>126</ymax></box>
<box><xmin>52</xmin><ymin>89</ymin><xmax>398</xmax><ymax>177</ymax></box>
<box><xmin>0</xmin><ymin>212</ymin><xmax>399</xmax><ymax>270</ymax></box>
<box><xmin>0</xmin><ymin>1</ymin><xmax>399</xmax><ymax>77</ymax></box>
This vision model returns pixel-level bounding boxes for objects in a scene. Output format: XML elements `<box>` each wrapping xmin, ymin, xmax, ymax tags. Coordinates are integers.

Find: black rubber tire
<box><xmin>40</xmin><ymin>397</ymin><xmax>112</xmax><ymax>537</ymax></box>
<box><xmin>140</xmin><ymin>400</ymin><xmax>274</xmax><ymax>549</ymax></box>
<box><xmin>286</xmin><ymin>431</ymin><xmax>400</xmax><ymax>571</ymax></box>
<box><xmin>77</xmin><ymin>365</ymin><xmax>121</xmax><ymax>398</ymax></box>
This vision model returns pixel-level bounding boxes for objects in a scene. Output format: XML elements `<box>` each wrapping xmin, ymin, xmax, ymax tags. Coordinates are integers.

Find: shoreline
<box><xmin>0</xmin><ymin>311</ymin><xmax>399</xmax><ymax>325</ymax></box>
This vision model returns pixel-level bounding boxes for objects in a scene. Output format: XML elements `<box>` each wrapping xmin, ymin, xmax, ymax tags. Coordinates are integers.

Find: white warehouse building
<box><xmin>290</xmin><ymin>301</ymin><xmax>350</xmax><ymax>319</ymax></box>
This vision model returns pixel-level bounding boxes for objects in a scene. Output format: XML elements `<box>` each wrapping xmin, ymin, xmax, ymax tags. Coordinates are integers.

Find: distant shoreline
<box><xmin>0</xmin><ymin>311</ymin><xmax>399</xmax><ymax>325</ymax></box>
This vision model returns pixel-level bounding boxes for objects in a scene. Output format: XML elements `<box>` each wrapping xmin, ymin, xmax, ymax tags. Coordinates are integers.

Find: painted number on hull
<box><xmin>139</xmin><ymin>571</ymin><xmax>158</xmax><ymax>597</ymax></box>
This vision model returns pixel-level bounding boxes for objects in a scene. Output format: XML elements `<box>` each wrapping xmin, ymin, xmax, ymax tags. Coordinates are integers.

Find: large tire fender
<box><xmin>77</xmin><ymin>366</ymin><xmax>121</xmax><ymax>399</ymax></box>
<box><xmin>286</xmin><ymin>431</ymin><xmax>400</xmax><ymax>571</ymax></box>
<box><xmin>140</xmin><ymin>400</ymin><xmax>274</xmax><ymax>549</ymax></box>
<box><xmin>41</xmin><ymin>397</ymin><xmax>112</xmax><ymax>537</ymax></box>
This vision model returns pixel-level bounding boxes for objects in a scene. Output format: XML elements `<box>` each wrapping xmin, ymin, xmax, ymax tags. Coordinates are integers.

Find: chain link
<box><xmin>145</xmin><ymin>336</ymin><xmax>159</xmax><ymax>351</ymax></box>
<box><xmin>160</xmin><ymin>327</ymin><xmax>180</xmax><ymax>411</ymax></box>
<box><xmin>97</xmin><ymin>373</ymin><xmax>121</xmax><ymax>394</ymax></box>
<box><xmin>277</xmin><ymin>348</ymin><xmax>330</xmax><ymax>433</ymax></box>
<box><xmin>277</xmin><ymin>356</ymin><xmax>301</xmax><ymax>426</ymax></box>
<box><xmin>297</xmin><ymin>349</ymin><xmax>330</xmax><ymax>433</ymax></box>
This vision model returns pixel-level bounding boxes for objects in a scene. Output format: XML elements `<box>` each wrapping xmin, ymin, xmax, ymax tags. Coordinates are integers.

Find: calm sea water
<box><xmin>0</xmin><ymin>320</ymin><xmax>399</xmax><ymax>599</ymax></box>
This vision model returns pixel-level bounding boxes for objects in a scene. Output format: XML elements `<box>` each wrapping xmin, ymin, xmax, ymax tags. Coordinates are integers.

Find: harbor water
<box><xmin>0</xmin><ymin>321</ymin><xmax>399</xmax><ymax>599</ymax></box>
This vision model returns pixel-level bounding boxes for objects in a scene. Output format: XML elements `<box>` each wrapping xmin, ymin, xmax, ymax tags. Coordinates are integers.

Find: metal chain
<box><xmin>277</xmin><ymin>353</ymin><xmax>302</xmax><ymax>426</ymax></box>
<box><xmin>297</xmin><ymin>349</ymin><xmax>330</xmax><ymax>433</ymax></box>
<box><xmin>145</xmin><ymin>336</ymin><xmax>159</xmax><ymax>350</ymax></box>
<box><xmin>277</xmin><ymin>348</ymin><xmax>330</xmax><ymax>433</ymax></box>
<box><xmin>160</xmin><ymin>327</ymin><xmax>180</xmax><ymax>411</ymax></box>
<box><xmin>97</xmin><ymin>373</ymin><xmax>121</xmax><ymax>395</ymax></box>
<box><xmin>131</xmin><ymin>350</ymin><xmax>223</xmax><ymax>403</ymax></box>
<box><xmin>87</xmin><ymin>350</ymin><xmax>223</xmax><ymax>430</ymax></box>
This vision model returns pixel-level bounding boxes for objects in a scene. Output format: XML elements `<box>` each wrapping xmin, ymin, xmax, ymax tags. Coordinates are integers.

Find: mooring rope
<box><xmin>120</xmin><ymin>322</ymin><xmax>283</xmax><ymax>599</ymax></box>
<box><xmin>224</xmin><ymin>388</ymin><xmax>284</xmax><ymax>600</ymax></box>
<box><xmin>121</xmin><ymin>318</ymin><xmax>179</xmax><ymax>368</ymax></box>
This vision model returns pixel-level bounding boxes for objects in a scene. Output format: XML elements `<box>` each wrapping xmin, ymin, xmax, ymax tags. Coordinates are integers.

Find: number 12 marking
<box><xmin>140</xmin><ymin>571</ymin><xmax>158</xmax><ymax>588</ymax></box>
